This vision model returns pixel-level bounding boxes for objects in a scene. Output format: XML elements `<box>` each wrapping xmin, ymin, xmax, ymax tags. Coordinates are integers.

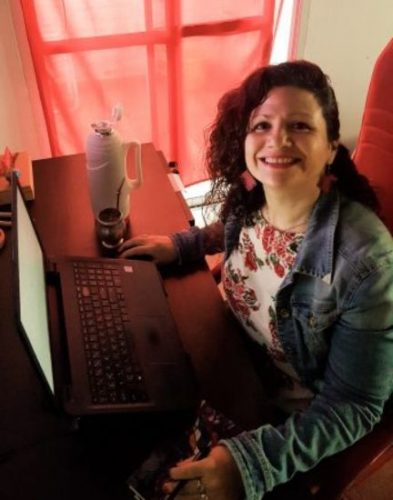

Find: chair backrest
<box><xmin>352</xmin><ymin>38</ymin><xmax>393</xmax><ymax>234</ymax></box>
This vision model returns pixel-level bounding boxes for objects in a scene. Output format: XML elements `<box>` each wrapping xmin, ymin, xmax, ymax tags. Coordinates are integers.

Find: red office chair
<box><xmin>353</xmin><ymin>37</ymin><xmax>393</xmax><ymax>233</ymax></box>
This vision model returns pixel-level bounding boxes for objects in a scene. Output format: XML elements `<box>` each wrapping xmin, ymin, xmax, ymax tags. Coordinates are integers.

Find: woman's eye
<box><xmin>250</xmin><ymin>121</ymin><xmax>270</xmax><ymax>132</ymax></box>
<box><xmin>290</xmin><ymin>122</ymin><xmax>311</xmax><ymax>131</ymax></box>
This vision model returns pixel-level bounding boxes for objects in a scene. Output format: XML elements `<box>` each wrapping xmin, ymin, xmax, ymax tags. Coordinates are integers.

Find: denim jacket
<box><xmin>172</xmin><ymin>189</ymin><xmax>393</xmax><ymax>499</ymax></box>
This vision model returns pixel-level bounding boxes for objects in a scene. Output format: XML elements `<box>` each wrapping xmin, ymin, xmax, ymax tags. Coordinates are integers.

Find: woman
<box><xmin>120</xmin><ymin>61</ymin><xmax>393</xmax><ymax>499</ymax></box>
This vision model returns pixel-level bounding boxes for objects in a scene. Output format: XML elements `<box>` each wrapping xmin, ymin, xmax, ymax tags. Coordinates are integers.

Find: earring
<box><xmin>240</xmin><ymin>170</ymin><xmax>257</xmax><ymax>191</ymax></box>
<box><xmin>320</xmin><ymin>164</ymin><xmax>337</xmax><ymax>193</ymax></box>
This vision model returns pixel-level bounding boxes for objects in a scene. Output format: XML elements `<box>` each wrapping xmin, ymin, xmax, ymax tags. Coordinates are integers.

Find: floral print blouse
<box><xmin>222</xmin><ymin>212</ymin><xmax>315</xmax><ymax>412</ymax></box>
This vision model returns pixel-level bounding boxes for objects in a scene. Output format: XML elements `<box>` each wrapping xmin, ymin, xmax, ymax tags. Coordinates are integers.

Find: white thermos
<box><xmin>85</xmin><ymin>106</ymin><xmax>142</xmax><ymax>220</ymax></box>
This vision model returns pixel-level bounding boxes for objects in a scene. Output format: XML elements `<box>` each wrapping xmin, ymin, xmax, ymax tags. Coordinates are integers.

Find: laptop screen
<box><xmin>15</xmin><ymin>184</ymin><xmax>55</xmax><ymax>393</ymax></box>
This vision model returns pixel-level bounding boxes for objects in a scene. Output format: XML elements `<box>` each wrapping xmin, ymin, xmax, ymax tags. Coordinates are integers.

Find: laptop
<box><xmin>11</xmin><ymin>173</ymin><xmax>197</xmax><ymax>415</ymax></box>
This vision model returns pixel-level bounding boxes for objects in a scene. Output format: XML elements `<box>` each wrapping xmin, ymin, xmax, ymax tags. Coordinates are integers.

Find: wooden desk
<box><xmin>0</xmin><ymin>144</ymin><xmax>265</xmax><ymax>499</ymax></box>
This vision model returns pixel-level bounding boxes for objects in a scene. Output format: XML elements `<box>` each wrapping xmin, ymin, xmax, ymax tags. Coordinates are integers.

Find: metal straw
<box><xmin>116</xmin><ymin>177</ymin><xmax>126</xmax><ymax>211</ymax></box>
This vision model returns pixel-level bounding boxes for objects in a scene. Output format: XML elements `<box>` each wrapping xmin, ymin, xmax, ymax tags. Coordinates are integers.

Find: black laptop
<box><xmin>11</xmin><ymin>173</ymin><xmax>196</xmax><ymax>415</ymax></box>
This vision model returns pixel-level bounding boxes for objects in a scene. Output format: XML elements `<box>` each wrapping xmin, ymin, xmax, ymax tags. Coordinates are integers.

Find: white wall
<box><xmin>0</xmin><ymin>0</ymin><xmax>50</xmax><ymax>159</ymax></box>
<box><xmin>295</xmin><ymin>0</ymin><xmax>393</xmax><ymax>150</ymax></box>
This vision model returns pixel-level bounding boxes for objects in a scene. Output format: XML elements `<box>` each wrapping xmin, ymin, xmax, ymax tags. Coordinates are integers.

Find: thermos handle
<box><xmin>126</xmin><ymin>141</ymin><xmax>142</xmax><ymax>190</ymax></box>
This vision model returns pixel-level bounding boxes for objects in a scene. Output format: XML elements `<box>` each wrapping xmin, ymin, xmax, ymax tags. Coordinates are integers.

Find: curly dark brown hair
<box><xmin>204</xmin><ymin>60</ymin><xmax>379</xmax><ymax>223</ymax></box>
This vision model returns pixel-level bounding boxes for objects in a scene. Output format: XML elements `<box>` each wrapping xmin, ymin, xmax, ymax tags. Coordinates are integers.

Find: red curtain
<box><xmin>20</xmin><ymin>0</ymin><xmax>275</xmax><ymax>185</ymax></box>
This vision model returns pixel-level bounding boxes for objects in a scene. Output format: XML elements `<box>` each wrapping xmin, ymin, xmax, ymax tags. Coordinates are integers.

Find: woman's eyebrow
<box><xmin>251</xmin><ymin>109</ymin><xmax>315</xmax><ymax>119</ymax></box>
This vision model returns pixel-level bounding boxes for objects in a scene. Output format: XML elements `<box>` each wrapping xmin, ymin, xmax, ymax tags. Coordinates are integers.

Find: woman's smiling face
<box><xmin>244</xmin><ymin>85</ymin><xmax>337</xmax><ymax>195</ymax></box>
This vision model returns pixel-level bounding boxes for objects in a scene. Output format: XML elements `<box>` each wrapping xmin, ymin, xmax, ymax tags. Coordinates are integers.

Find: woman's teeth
<box><xmin>262</xmin><ymin>157</ymin><xmax>298</xmax><ymax>165</ymax></box>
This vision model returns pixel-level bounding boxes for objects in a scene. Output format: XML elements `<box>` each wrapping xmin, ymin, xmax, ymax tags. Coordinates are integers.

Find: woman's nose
<box><xmin>267</xmin><ymin>126</ymin><xmax>292</xmax><ymax>147</ymax></box>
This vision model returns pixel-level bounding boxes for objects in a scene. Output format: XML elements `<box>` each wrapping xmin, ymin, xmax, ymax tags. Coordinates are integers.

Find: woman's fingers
<box><xmin>118</xmin><ymin>235</ymin><xmax>149</xmax><ymax>253</ymax></box>
<box><xmin>163</xmin><ymin>447</ymin><xmax>243</xmax><ymax>500</ymax></box>
<box><xmin>170</xmin><ymin>457</ymin><xmax>210</xmax><ymax>480</ymax></box>
<box><xmin>162</xmin><ymin>477</ymin><xmax>204</xmax><ymax>497</ymax></box>
<box><xmin>117</xmin><ymin>234</ymin><xmax>178</xmax><ymax>264</ymax></box>
<box><xmin>118</xmin><ymin>242</ymin><xmax>151</xmax><ymax>259</ymax></box>
<box><xmin>162</xmin><ymin>459</ymin><xmax>210</xmax><ymax>498</ymax></box>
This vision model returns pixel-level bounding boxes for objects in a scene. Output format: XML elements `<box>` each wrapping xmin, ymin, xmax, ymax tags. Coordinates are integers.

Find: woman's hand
<box><xmin>163</xmin><ymin>445</ymin><xmax>244</xmax><ymax>500</ymax></box>
<box><xmin>118</xmin><ymin>234</ymin><xmax>178</xmax><ymax>265</ymax></box>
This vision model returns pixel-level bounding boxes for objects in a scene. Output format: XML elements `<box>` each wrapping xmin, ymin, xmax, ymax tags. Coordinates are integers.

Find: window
<box><xmin>20</xmin><ymin>0</ymin><xmax>276</xmax><ymax>185</ymax></box>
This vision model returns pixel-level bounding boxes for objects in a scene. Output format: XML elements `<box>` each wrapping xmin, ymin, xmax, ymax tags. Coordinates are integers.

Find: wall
<box><xmin>0</xmin><ymin>0</ymin><xmax>50</xmax><ymax>159</ymax></box>
<box><xmin>295</xmin><ymin>0</ymin><xmax>393</xmax><ymax>150</ymax></box>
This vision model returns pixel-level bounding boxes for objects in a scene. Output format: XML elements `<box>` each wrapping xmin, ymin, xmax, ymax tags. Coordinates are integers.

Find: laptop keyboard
<box><xmin>73</xmin><ymin>261</ymin><xmax>149</xmax><ymax>405</ymax></box>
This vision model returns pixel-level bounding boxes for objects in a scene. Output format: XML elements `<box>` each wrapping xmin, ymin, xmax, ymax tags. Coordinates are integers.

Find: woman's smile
<box><xmin>259</xmin><ymin>155</ymin><xmax>301</xmax><ymax>167</ymax></box>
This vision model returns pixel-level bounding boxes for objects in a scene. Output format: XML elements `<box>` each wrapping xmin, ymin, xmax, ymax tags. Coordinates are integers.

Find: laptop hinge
<box><xmin>46</xmin><ymin>258</ymin><xmax>60</xmax><ymax>283</ymax></box>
